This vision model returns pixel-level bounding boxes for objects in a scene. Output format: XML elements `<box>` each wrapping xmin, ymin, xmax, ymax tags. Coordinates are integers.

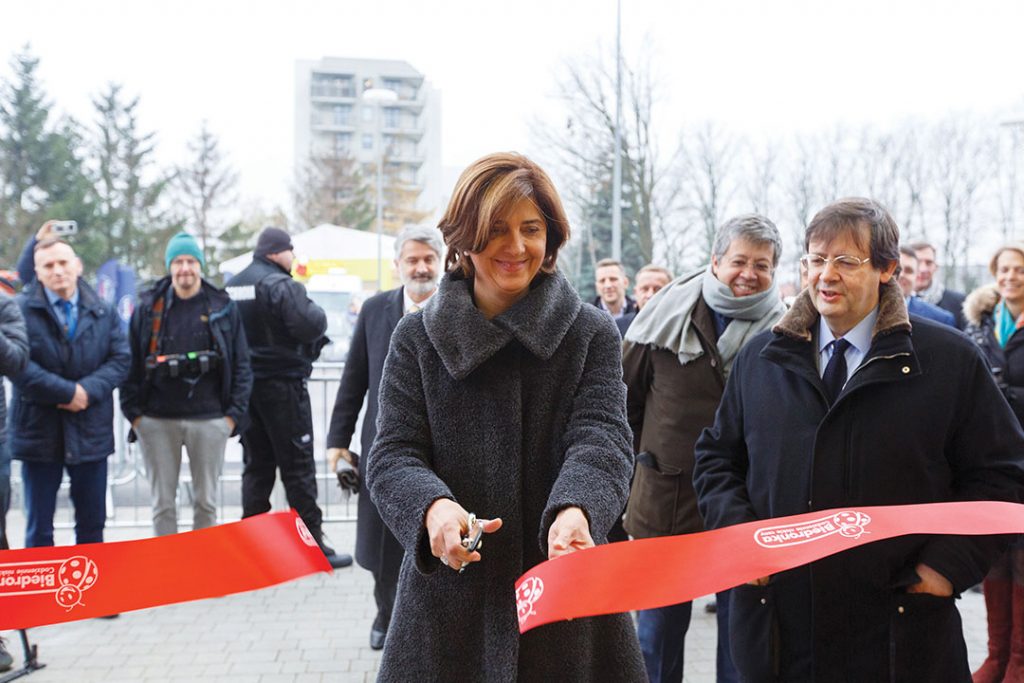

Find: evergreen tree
<box><xmin>0</xmin><ymin>47</ymin><xmax>95</xmax><ymax>269</ymax></box>
<box><xmin>92</xmin><ymin>82</ymin><xmax>180</xmax><ymax>276</ymax></box>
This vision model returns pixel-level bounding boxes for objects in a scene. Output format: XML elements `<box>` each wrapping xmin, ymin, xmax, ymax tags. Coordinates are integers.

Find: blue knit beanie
<box><xmin>165</xmin><ymin>232</ymin><xmax>205</xmax><ymax>270</ymax></box>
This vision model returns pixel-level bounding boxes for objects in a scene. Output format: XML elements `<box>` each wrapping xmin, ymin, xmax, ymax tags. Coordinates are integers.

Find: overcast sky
<box><xmin>3</xmin><ymin>0</ymin><xmax>1024</xmax><ymax>215</ymax></box>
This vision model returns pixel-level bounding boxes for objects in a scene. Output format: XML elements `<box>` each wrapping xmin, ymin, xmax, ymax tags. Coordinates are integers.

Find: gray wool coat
<box><xmin>368</xmin><ymin>270</ymin><xmax>646</xmax><ymax>682</ymax></box>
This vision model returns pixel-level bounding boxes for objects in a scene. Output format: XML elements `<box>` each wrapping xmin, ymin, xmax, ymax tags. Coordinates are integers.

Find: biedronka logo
<box><xmin>753</xmin><ymin>511</ymin><xmax>871</xmax><ymax>548</ymax></box>
<box><xmin>0</xmin><ymin>555</ymin><xmax>99</xmax><ymax>611</ymax></box>
<box><xmin>516</xmin><ymin>577</ymin><xmax>545</xmax><ymax>628</ymax></box>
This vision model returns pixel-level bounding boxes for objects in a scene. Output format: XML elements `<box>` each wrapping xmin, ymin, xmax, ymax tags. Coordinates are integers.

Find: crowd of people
<box><xmin>2</xmin><ymin>152</ymin><xmax>1024</xmax><ymax>682</ymax></box>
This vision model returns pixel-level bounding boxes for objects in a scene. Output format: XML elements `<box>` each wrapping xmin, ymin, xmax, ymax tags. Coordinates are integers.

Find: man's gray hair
<box><xmin>712</xmin><ymin>214</ymin><xmax>783</xmax><ymax>266</ymax></box>
<box><xmin>394</xmin><ymin>225</ymin><xmax>444</xmax><ymax>260</ymax></box>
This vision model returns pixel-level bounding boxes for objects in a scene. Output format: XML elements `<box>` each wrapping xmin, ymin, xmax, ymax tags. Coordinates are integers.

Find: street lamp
<box><xmin>362</xmin><ymin>83</ymin><xmax>399</xmax><ymax>289</ymax></box>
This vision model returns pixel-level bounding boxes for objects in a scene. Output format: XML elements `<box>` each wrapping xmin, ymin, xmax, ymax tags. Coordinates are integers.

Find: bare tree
<box><xmin>532</xmin><ymin>47</ymin><xmax>677</xmax><ymax>291</ymax></box>
<box><xmin>930</xmin><ymin>116</ymin><xmax>997</xmax><ymax>287</ymax></box>
<box><xmin>174</xmin><ymin>121</ymin><xmax>239</xmax><ymax>265</ymax></box>
<box><xmin>745</xmin><ymin>139</ymin><xmax>780</xmax><ymax>219</ymax></box>
<box><xmin>678</xmin><ymin>122</ymin><xmax>739</xmax><ymax>256</ymax></box>
<box><xmin>292</xmin><ymin>153</ymin><xmax>374</xmax><ymax>231</ymax></box>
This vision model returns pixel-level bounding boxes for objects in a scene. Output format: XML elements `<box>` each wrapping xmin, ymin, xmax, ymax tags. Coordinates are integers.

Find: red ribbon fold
<box><xmin>0</xmin><ymin>510</ymin><xmax>331</xmax><ymax>630</ymax></box>
<box><xmin>515</xmin><ymin>501</ymin><xmax>1024</xmax><ymax>633</ymax></box>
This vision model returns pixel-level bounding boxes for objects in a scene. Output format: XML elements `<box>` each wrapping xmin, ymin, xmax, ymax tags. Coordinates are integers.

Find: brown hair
<box><xmin>33</xmin><ymin>238</ymin><xmax>73</xmax><ymax>253</ymax></box>
<box><xmin>989</xmin><ymin>244</ymin><xmax>1024</xmax><ymax>276</ymax></box>
<box><xmin>438</xmin><ymin>153</ymin><xmax>570</xmax><ymax>276</ymax></box>
<box><xmin>805</xmin><ymin>197</ymin><xmax>900</xmax><ymax>272</ymax></box>
<box><xmin>637</xmin><ymin>264</ymin><xmax>673</xmax><ymax>280</ymax></box>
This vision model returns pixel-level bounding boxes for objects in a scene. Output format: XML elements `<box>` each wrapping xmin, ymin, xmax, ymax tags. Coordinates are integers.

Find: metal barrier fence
<box><xmin>6</xmin><ymin>361</ymin><xmax>361</xmax><ymax>532</ymax></box>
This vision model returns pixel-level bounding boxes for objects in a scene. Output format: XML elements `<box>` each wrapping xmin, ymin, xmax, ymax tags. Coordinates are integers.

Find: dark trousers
<box><xmin>21</xmin><ymin>458</ymin><xmax>107</xmax><ymax>547</ymax></box>
<box><xmin>0</xmin><ymin>443</ymin><xmax>9</xmax><ymax>550</ymax></box>
<box><xmin>372</xmin><ymin>564</ymin><xmax>399</xmax><ymax>630</ymax></box>
<box><xmin>241</xmin><ymin>377</ymin><xmax>323</xmax><ymax>536</ymax></box>
<box><xmin>637</xmin><ymin>591</ymin><xmax>738</xmax><ymax>683</ymax></box>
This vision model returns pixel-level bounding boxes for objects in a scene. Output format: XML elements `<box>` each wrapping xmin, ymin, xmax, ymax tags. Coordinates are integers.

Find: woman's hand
<box><xmin>547</xmin><ymin>506</ymin><xmax>594</xmax><ymax>559</ymax></box>
<box><xmin>425</xmin><ymin>498</ymin><xmax>502</xmax><ymax>572</ymax></box>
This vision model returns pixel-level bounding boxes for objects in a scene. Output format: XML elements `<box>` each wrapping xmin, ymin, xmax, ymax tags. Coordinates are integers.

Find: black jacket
<box><xmin>326</xmin><ymin>286</ymin><xmax>404</xmax><ymax>573</ymax></box>
<box><xmin>9</xmin><ymin>280</ymin><xmax>130</xmax><ymax>464</ymax></box>
<box><xmin>0</xmin><ymin>293</ymin><xmax>30</xmax><ymax>447</ymax></box>
<box><xmin>120</xmin><ymin>277</ymin><xmax>253</xmax><ymax>435</ymax></box>
<box><xmin>964</xmin><ymin>285</ymin><xmax>1024</xmax><ymax>425</ymax></box>
<box><xmin>937</xmin><ymin>287</ymin><xmax>967</xmax><ymax>329</ymax></box>
<box><xmin>225</xmin><ymin>257</ymin><xmax>327</xmax><ymax>380</ymax></box>
<box><xmin>693</xmin><ymin>281</ymin><xmax>1024</xmax><ymax>682</ymax></box>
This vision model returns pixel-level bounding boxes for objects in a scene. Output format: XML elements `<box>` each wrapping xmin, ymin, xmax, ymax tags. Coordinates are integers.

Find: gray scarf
<box><xmin>624</xmin><ymin>265</ymin><xmax>787</xmax><ymax>377</ymax></box>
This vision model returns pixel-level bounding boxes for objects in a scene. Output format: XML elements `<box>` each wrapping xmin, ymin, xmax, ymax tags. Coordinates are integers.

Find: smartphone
<box><xmin>51</xmin><ymin>220</ymin><xmax>78</xmax><ymax>236</ymax></box>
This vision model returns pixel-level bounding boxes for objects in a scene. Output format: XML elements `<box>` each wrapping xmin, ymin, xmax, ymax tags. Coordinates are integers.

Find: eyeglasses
<box><xmin>799</xmin><ymin>254</ymin><xmax>872</xmax><ymax>273</ymax></box>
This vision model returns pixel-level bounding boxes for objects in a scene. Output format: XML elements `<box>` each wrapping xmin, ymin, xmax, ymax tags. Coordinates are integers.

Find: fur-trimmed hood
<box><xmin>963</xmin><ymin>284</ymin><xmax>999</xmax><ymax>328</ymax></box>
<box><xmin>772</xmin><ymin>279</ymin><xmax>911</xmax><ymax>342</ymax></box>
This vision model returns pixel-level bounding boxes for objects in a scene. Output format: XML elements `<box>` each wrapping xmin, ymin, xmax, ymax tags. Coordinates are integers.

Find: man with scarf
<box><xmin>622</xmin><ymin>214</ymin><xmax>786</xmax><ymax>683</ymax></box>
<box><xmin>910</xmin><ymin>240</ymin><xmax>966</xmax><ymax>329</ymax></box>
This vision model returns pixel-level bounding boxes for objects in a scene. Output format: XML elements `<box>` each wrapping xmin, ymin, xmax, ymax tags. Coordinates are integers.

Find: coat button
<box><xmin>901</xmin><ymin>366</ymin><xmax>910</xmax><ymax>374</ymax></box>
<box><xmin>897</xmin><ymin>605</ymin><xmax>905</xmax><ymax>614</ymax></box>
<box><xmin>760</xmin><ymin>598</ymin><xmax>767</xmax><ymax>605</ymax></box>
<box><xmin>710</xmin><ymin>358</ymin><xmax>717</xmax><ymax>367</ymax></box>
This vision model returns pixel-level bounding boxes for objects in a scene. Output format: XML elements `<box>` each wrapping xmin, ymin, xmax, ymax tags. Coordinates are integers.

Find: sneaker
<box><xmin>0</xmin><ymin>635</ymin><xmax>13</xmax><ymax>672</ymax></box>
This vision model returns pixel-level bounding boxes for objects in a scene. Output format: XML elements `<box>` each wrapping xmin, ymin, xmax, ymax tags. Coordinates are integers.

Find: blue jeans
<box><xmin>21</xmin><ymin>459</ymin><xmax>107</xmax><ymax>547</ymax></box>
<box><xmin>637</xmin><ymin>591</ymin><xmax>739</xmax><ymax>683</ymax></box>
<box><xmin>637</xmin><ymin>600</ymin><xmax>692</xmax><ymax>683</ymax></box>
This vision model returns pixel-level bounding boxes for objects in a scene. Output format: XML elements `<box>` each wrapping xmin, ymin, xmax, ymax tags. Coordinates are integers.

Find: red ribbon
<box><xmin>516</xmin><ymin>501</ymin><xmax>1024</xmax><ymax>633</ymax></box>
<box><xmin>0</xmin><ymin>510</ymin><xmax>331</xmax><ymax>630</ymax></box>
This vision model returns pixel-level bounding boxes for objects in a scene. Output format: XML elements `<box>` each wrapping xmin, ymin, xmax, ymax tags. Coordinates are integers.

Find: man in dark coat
<box><xmin>226</xmin><ymin>227</ymin><xmax>351</xmax><ymax>568</ymax></box>
<box><xmin>593</xmin><ymin>258</ymin><xmax>638</xmax><ymax>325</ymax></box>
<box><xmin>693</xmin><ymin>198</ymin><xmax>1024</xmax><ymax>682</ymax></box>
<box><xmin>616</xmin><ymin>264</ymin><xmax>672</xmax><ymax>337</ymax></box>
<box><xmin>325</xmin><ymin>225</ymin><xmax>442</xmax><ymax>649</ymax></box>
<box><xmin>898</xmin><ymin>246</ymin><xmax>956</xmax><ymax>326</ymax></box>
<box><xmin>8</xmin><ymin>239</ymin><xmax>130</xmax><ymax>548</ymax></box>
<box><xmin>0</xmin><ymin>292</ymin><xmax>26</xmax><ymax>675</ymax></box>
<box><xmin>0</xmin><ymin>292</ymin><xmax>29</xmax><ymax>551</ymax></box>
<box><xmin>120</xmin><ymin>232</ymin><xmax>252</xmax><ymax>536</ymax></box>
<box><xmin>911</xmin><ymin>240</ymin><xmax>967</xmax><ymax>328</ymax></box>
<box><xmin>624</xmin><ymin>216</ymin><xmax>786</xmax><ymax>683</ymax></box>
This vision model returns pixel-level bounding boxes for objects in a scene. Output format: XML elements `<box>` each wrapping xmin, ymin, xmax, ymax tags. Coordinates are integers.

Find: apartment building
<box><xmin>295</xmin><ymin>57</ymin><xmax>443</xmax><ymax>222</ymax></box>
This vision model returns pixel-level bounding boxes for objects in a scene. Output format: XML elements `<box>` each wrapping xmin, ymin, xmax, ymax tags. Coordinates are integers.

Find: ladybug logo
<box><xmin>55</xmin><ymin>556</ymin><xmax>99</xmax><ymax>611</ymax></box>
<box><xmin>295</xmin><ymin>518</ymin><xmax>318</xmax><ymax>548</ymax></box>
<box><xmin>516</xmin><ymin>577</ymin><xmax>545</xmax><ymax>628</ymax></box>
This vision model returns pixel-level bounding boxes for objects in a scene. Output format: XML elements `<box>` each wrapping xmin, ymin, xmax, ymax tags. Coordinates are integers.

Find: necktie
<box><xmin>822</xmin><ymin>338</ymin><xmax>851</xmax><ymax>404</ymax></box>
<box><xmin>62</xmin><ymin>299</ymin><xmax>77</xmax><ymax>340</ymax></box>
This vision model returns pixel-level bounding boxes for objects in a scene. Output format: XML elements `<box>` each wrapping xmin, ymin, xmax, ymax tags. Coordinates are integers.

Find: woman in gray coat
<box><xmin>368</xmin><ymin>152</ymin><xmax>645</xmax><ymax>682</ymax></box>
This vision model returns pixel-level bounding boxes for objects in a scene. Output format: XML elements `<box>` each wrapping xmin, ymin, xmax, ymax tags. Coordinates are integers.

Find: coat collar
<box><xmin>772</xmin><ymin>279</ymin><xmax>911</xmax><ymax>343</ymax></box>
<box><xmin>422</xmin><ymin>270</ymin><xmax>581</xmax><ymax>380</ymax></box>
<box><xmin>963</xmin><ymin>284</ymin><xmax>999</xmax><ymax>328</ymax></box>
<box><xmin>762</xmin><ymin>280</ymin><xmax>917</xmax><ymax>403</ymax></box>
<box><xmin>27</xmin><ymin>278</ymin><xmax>102</xmax><ymax>313</ymax></box>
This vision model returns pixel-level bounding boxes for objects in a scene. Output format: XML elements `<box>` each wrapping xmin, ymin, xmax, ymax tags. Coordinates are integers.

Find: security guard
<box><xmin>226</xmin><ymin>227</ymin><xmax>352</xmax><ymax>568</ymax></box>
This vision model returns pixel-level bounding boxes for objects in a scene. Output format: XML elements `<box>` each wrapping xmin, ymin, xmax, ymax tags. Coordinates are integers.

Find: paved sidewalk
<box><xmin>1</xmin><ymin>515</ymin><xmax>991</xmax><ymax>683</ymax></box>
